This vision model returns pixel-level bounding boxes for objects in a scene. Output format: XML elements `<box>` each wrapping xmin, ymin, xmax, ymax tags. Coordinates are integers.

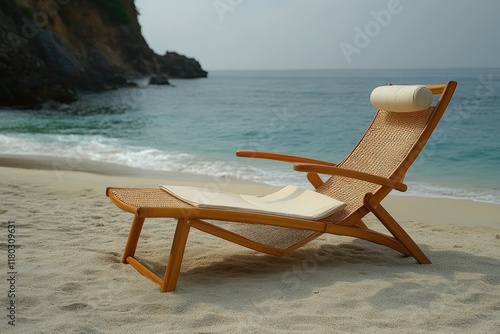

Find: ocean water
<box><xmin>1</xmin><ymin>68</ymin><xmax>499</xmax><ymax>203</ymax></box>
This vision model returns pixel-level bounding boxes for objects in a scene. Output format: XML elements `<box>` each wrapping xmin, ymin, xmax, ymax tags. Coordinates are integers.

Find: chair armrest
<box><xmin>293</xmin><ymin>163</ymin><xmax>407</xmax><ymax>192</ymax></box>
<box><xmin>236</xmin><ymin>150</ymin><xmax>336</xmax><ymax>166</ymax></box>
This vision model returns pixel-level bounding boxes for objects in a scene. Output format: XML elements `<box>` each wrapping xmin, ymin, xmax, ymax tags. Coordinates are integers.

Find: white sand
<box><xmin>0</xmin><ymin>159</ymin><xmax>499</xmax><ymax>333</ymax></box>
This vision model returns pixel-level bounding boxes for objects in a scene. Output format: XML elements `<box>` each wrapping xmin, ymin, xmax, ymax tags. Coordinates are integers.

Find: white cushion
<box><xmin>370</xmin><ymin>85</ymin><xmax>433</xmax><ymax>112</ymax></box>
<box><xmin>160</xmin><ymin>184</ymin><xmax>346</xmax><ymax>220</ymax></box>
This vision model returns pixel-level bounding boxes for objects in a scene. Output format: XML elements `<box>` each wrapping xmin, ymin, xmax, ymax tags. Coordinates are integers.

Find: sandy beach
<box><xmin>0</xmin><ymin>155</ymin><xmax>499</xmax><ymax>333</ymax></box>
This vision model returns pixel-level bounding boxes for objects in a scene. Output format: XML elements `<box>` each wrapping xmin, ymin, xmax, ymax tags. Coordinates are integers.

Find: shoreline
<box><xmin>1</xmin><ymin>153</ymin><xmax>499</xmax><ymax>229</ymax></box>
<box><xmin>0</xmin><ymin>153</ymin><xmax>266</xmax><ymax>188</ymax></box>
<box><xmin>0</xmin><ymin>154</ymin><xmax>281</xmax><ymax>196</ymax></box>
<box><xmin>1</xmin><ymin>153</ymin><xmax>499</xmax><ymax>205</ymax></box>
<box><xmin>0</xmin><ymin>153</ymin><xmax>223</xmax><ymax>181</ymax></box>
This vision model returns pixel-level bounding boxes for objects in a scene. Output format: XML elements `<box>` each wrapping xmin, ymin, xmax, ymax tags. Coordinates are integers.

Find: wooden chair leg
<box><xmin>161</xmin><ymin>219</ymin><xmax>191</xmax><ymax>292</ymax></box>
<box><xmin>122</xmin><ymin>215</ymin><xmax>145</xmax><ymax>264</ymax></box>
<box><xmin>364</xmin><ymin>193</ymin><xmax>431</xmax><ymax>264</ymax></box>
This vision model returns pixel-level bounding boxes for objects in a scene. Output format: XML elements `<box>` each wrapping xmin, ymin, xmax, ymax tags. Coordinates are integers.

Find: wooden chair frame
<box><xmin>107</xmin><ymin>82</ymin><xmax>457</xmax><ymax>292</ymax></box>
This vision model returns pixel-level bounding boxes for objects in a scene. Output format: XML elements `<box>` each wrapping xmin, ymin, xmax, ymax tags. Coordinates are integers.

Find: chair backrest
<box><xmin>318</xmin><ymin>82</ymin><xmax>457</xmax><ymax>223</ymax></box>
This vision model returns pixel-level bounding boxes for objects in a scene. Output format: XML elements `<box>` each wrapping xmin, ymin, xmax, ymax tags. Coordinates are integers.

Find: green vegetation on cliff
<box><xmin>95</xmin><ymin>0</ymin><xmax>131</xmax><ymax>24</ymax></box>
<box><xmin>0</xmin><ymin>0</ymin><xmax>33</xmax><ymax>20</ymax></box>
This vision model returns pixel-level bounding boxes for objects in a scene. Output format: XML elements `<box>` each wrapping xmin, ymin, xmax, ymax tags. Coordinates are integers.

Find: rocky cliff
<box><xmin>0</xmin><ymin>0</ymin><xmax>207</xmax><ymax>108</ymax></box>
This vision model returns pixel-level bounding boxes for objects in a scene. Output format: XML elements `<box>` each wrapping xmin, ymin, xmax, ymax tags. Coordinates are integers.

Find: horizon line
<box><xmin>204</xmin><ymin>66</ymin><xmax>500</xmax><ymax>72</ymax></box>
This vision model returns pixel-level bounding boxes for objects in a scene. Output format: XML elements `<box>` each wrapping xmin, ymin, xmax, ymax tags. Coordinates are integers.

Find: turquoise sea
<box><xmin>1</xmin><ymin>69</ymin><xmax>499</xmax><ymax>203</ymax></box>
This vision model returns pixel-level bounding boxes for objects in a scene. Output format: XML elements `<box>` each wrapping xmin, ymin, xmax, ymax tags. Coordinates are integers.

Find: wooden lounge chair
<box><xmin>106</xmin><ymin>81</ymin><xmax>457</xmax><ymax>292</ymax></box>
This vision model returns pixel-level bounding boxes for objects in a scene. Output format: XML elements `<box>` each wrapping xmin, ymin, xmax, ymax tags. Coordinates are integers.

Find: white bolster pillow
<box><xmin>370</xmin><ymin>85</ymin><xmax>433</xmax><ymax>112</ymax></box>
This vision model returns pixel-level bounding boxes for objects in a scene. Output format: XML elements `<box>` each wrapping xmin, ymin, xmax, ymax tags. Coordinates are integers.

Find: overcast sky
<box><xmin>135</xmin><ymin>0</ymin><xmax>500</xmax><ymax>71</ymax></box>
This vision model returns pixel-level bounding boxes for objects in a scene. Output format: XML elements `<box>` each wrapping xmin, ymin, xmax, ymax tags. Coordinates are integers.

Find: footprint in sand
<box><xmin>60</xmin><ymin>303</ymin><xmax>90</xmax><ymax>311</ymax></box>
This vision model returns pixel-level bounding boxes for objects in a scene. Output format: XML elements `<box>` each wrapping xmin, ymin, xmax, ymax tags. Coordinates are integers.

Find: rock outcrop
<box><xmin>0</xmin><ymin>0</ymin><xmax>207</xmax><ymax>108</ymax></box>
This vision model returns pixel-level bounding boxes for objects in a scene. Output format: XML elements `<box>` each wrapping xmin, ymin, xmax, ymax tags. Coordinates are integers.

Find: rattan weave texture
<box><xmin>318</xmin><ymin>108</ymin><xmax>434</xmax><ymax>222</ymax></box>
<box><xmin>110</xmin><ymin>188</ymin><xmax>192</xmax><ymax>209</ymax></box>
